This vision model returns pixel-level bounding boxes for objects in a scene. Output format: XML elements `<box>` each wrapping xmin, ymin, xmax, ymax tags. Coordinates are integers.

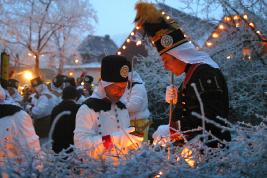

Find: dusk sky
<box><xmin>90</xmin><ymin>0</ymin><xmax>189</xmax><ymax>46</ymax></box>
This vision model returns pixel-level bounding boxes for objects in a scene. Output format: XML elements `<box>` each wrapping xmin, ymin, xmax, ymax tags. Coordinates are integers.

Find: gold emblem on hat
<box><xmin>160</xmin><ymin>34</ymin><xmax>173</xmax><ymax>48</ymax></box>
<box><xmin>120</xmin><ymin>65</ymin><xmax>129</xmax><ymax>78</ymax></box>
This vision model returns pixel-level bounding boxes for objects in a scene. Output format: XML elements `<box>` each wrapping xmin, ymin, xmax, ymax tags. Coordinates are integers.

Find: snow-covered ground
<box><xmin>1</xmin><ymin>115</ymin><xmax>266</xmax><ymax>177</ymax></box>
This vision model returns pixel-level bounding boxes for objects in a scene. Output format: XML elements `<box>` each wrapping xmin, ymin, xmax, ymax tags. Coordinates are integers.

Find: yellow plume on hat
<box><xmin>134</xmin><ymin>2</ymin><xmax>162</xmax><ymax>26</ymax></box>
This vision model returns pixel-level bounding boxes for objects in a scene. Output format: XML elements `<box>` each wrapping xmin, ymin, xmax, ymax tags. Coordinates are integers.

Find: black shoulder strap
<box><xmin>83</xmin><ymin>98</ymin><xmax>111</xmax><ymax>112</ymax></box>
<box><xmin>0</xmin><ymin>104</ymin><xmax>22</xmax><ymax>118</ymax></box>
<box><xmin>128</xmin><ymin>82</ymin><xmax>142</xmax><ymax>89</ymax></box>
<box><xmin>116</xmin><ymin>101</ymin><xmax>126</xmax><ymax>110</ymax></box>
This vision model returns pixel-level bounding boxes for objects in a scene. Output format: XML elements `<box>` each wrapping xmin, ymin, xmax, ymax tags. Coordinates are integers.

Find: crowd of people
<box><xmin>0</xmin><ymin>2</ymin><xmax>232</xmax><ymax>174</ymax></box>
<box><xmin>0</xmin><ymin>55</ymin><xmax>151</xmax><ymax>160</ymax></box>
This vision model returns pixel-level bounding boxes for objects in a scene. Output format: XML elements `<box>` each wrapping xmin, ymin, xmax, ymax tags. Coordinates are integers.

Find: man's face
<box><xmin>7</xmin><ymin>87</ymin><xmax>15</xmax><ymax>96</ymax></box>
<box><xmin>84</xmin><ymin>82</ymin><xmax>91</xmax><ymax>90</ymax></box>
<box><xmin>33</xmin><ymin>84</ymin><xmax>42</xmax><ymax>94</ymax></box>
<box><xmin>104</xmin><ymin>82</ymin><xmax>127</xmax><ymax>103</ymax></box>
<box><xmin>161</xmin><ymin>53</ymin><xmax>186</xmax><ymax>76</ymax></box>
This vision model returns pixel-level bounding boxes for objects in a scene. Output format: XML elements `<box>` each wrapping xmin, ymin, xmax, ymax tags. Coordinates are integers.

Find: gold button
<box><xmin>182</xmin><ymin>102</ymin><xmax>186</xmax><ymax>105</ymax></box>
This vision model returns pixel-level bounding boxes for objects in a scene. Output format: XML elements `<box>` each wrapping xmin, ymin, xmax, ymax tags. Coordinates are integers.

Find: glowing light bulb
<box><xmin>243</xmin><ymin>14</ymin><xmax>248</xmax><ymax>20</ymax></box>
<box><xmin>212</xmin><ymin>33</ymin><xmax>219</xmax><ymax>38</ymax></box>
<box><xmin>136</xmin><ymin>40</ymin><xmax>142</xmax><ymax>46</ymax></box>
<box><xmin>206</xmin><ymin>41</ymin><xmax>213</xmax><ymax>47</ymax></box>
<box><xmin>249</xmin><ymin>22</ymin><xmax>254</xmax><ymax>28</ymax></box>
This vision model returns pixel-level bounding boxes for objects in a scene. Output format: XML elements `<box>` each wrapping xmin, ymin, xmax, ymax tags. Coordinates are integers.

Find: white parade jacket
<box><xmin>10</xmin><ymin>89</ymin><xmax>23</xmax><ymax>103</ymax></box>
<box><xmin>74</xmin><ymin>83</ymin><xmax>143</xmax><ymax>158</ymax></box>
<box><xmin>31</xmin><ymin>86</ymin><xmax>59</xmax><ymax>119</ymax></box>
<box><xmin>124</xmin><ymin>71</ymin><xmax>150</xmax><ymax>120</ymax></box>
<box><xmin>0</xmin><ymin>108</ymin><xmax>41</xmax><ymax>161</ymax></box>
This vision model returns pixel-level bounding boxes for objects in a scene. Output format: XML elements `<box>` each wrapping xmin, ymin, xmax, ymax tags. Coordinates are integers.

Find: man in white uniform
<box><xmin>0</xmin><ymin>84</ymin><xmax>41</xmax><ymax>166</ymax></box>
<box><xmin>6</xmin><ymin>79</ymin><xmax>23</xmax><ymax>105</ymax></box>
<box><xmin>74</xmin><ymin>55</ymin><xmax>143</xmax><ymax>159</ymax></box>
<box><xmin>29</xmin><ymin>77</ymin><xmax>59</xmax><ymax>138</ymax></box>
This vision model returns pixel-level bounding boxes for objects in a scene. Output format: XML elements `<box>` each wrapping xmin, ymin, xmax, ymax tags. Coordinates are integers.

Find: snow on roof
<box><xmin>64</xmin><ymin>62</ymin><xmax>101</xmax><ymax>69</ymax></box>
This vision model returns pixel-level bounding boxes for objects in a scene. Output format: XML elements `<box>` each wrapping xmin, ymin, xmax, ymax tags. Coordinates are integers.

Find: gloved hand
<box><xmin>152</xmin><ymin>125</ymin><xmax>170</xmax><ymax>145</ymax></box>
<box><xmin>165</xmin><ymin>85</ymin><xmax>178</xmax><ymax>104</ymax></box>
<box><xmin>102</xmin><ymin>135</ymin><xmax>113</xmax><ymax>150</ymax></box>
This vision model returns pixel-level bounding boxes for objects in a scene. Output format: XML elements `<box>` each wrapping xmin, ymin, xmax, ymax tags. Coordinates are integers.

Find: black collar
<box><xmin>184</xmin><ymin>64</ymin><xmax>192</xmax><ymax>73</ymax></box>
<box><xmin>0</xmin><ymin>104</ymin><xmax>22</xmax><ymax>118</ymax></box>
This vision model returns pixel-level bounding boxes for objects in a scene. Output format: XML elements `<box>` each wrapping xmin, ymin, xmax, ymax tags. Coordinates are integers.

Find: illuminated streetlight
<box><xmin>68</xmin><ymin>72</ymin><xmax>74</xmax><ymax>76</ymax></box>
<box><xmin>74</xmin><ymin>59</ymin><xmax>79</xmax><ymax>64</ymax></box>
<box><xmin>23</xmin><ymin>71</ymin><xmax>33</xmax><ymax>81</ymax></box>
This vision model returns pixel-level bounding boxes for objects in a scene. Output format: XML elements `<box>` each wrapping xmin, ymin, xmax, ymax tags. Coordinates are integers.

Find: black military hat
<box><xmin>62</xmin><ymin>86</ymin><xmax>78</xmax><ymax>100</ymax></box>
<box><xmin>134</xmin><ymin>2</ymin><xmax>188</xmax><ymax>55</ymax></box>
<box><xmin>67</xmin><ymin>77</ymin><xmax>76</xmax><ymax>87</ymax></box>
<box><xmin>30</xmin><ymin>77</ymin><xmax>43</xmax><ymax>87</ymax></box>
<box><xmin>53</xmin><ymin>74</ymin><xmax>68</xmax><ymax>88</ymax></box>
<box><xmin>0</xmin><ymin>77</ymin><xmax>8</xmax><ymax>89</ymax></box>
<box><xmin>101</xmin><ymin>55</ymin><xmax>130</xmax><ymax>82</ymax></box>
<box><xmin>7</xmin><ymin>79</ymin><xmax>19</xmax><ymax>89</ymax></box>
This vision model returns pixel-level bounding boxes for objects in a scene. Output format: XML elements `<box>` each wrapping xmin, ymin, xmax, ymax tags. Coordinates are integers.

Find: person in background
<box><xmin>76</xmin><ymin>86</ymin><xmax>86</xmax><ymax>104</ymax></box>
<box><xmin>50</xmin><ymin>86</ymin><xmax>80</xmax><ymax>153</ymax></box>
<box><xmin>82</xmin><ymin>75</ymin><xmax>94</xmax><ymax>97</ymax></box>
<box><xmin>50</xmin><ymin>74</ymin><xmax>68</xmax><ymax>99</ymax></box>
<box><xmin>29</xmin><ymin>77</ymin><xmax>59</xmax><ymax>119</ymax></box>
<box><xmin>0</xmin><ymin>78</ymin><xmax>20</xmax><ymax>107</ymax></box>
<box><xmin>74</xmin><ymin>55</ymin><xmax>143</xmax><ymax>158</ymax></box>
<box><xmin>28</xmin><ymin>77</ymin><xmax>59</xmax><ymax>138</ymax></box>
<box><xmin>6</xmin><ymin>79</ymin><xmax>22</xmax><ymax>105</ymax></box>
<box><xmin>125</xmin><ymin>70</ymin><xmax>150</xmax><ymax>141</ymax></box>
<box><xmin>66</xmin><ymin>77</ymin><xmax>76</xmax><ymax>88</ymax></box>
<box><xmin>0</xmin><ymin>84</ymin><xmax>41</xmax><ymax>166</ymax></box>
<box><xmin>134</xmin><ymin>2</ymin><xmax>231</xmax><ymax>147</ymax></box>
